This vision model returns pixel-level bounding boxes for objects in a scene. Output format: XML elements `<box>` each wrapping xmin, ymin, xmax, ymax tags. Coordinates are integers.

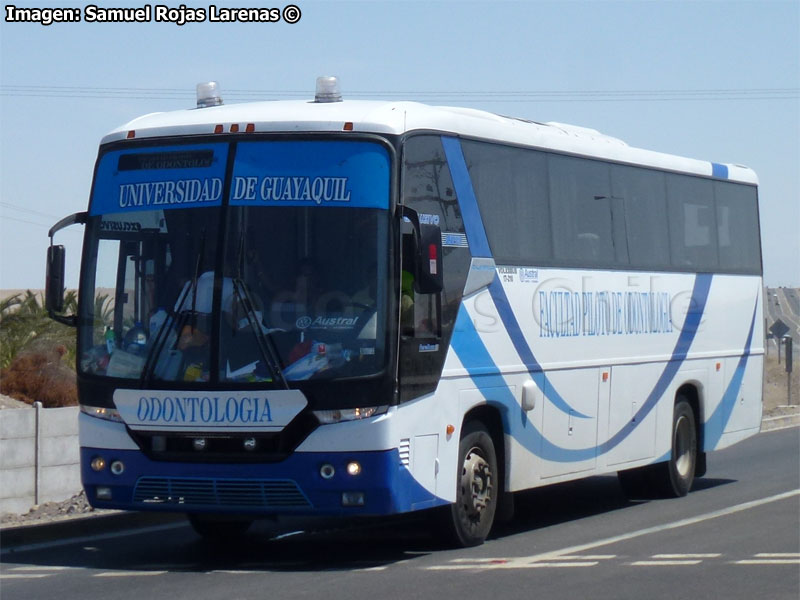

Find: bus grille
<box><xmin>133</xmin><ymin>477</ymin><xmax>312</xmax><ymax>509</ymax></box>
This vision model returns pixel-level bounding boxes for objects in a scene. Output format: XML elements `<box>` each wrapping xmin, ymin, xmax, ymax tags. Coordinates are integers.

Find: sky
<box><xmin>1</xmin><ymin>0</ymin><xmax>798</xmax><ymax>289</ymax></box>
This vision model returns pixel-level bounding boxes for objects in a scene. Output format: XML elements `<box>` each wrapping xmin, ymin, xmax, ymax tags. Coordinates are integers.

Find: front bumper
<box><xmin>81</xmin><ymin>447</ymin><xmax>445</xmax><ymax>517</ymax></box>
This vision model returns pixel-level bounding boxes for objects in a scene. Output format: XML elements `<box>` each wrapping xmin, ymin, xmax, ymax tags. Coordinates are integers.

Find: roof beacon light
<box><xmin>315</xmin><ymin>76</ymin><xmax>342</xmax><ymax>103</ymax></box>
<box><xmin>196</xmin><ymin>81</ymin><xmax>223</xmax><ymax>108</ymax></box>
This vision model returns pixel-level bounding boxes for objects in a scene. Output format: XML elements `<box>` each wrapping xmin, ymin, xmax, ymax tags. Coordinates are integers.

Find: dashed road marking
<box><xmin>631</xmin><ymin>560</ymin><xmax>703</xmax><ymax>566</ymax></box>
<box><xmin>427</xmin><ymin>554</ymin><xmax>612</xmax><ymax>570</ymax></box>
<box><xmin>93</xmin><ymin>570</ymin><xmax>167</xmax><ymax>577</ymax></box>
<box><xmin>10</xmin><ymin>566</ymin><xmax>71</xmax><ymax>571</ymax></box>
<box><xmin>652</xmin><ymin>554</ymin><xmax>721</xmax><ymax>559</ymax></box>
<box><xmin>0</xmin><ymin>574</ymin><xmax>52</xmax><ymax>580</ymax></box>
<box><xmin>736</xmin><ymin>552</ymin><xmax>800</xmax><ymax>565</ymax></box>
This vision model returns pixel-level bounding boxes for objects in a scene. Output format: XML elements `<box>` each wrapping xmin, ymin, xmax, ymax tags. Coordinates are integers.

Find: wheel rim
<box><xmin>460</xmin><ymin>446</ymin><xmax>493</xmax><ymax>518</ymax></box>
<box><xmin>674</xmin><ymin>414</ymin><xmax>693</xmax><ymax>478</ymax></box>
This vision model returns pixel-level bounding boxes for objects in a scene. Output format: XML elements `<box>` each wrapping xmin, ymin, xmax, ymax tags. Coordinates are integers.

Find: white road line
<box><xmin>652</xmin><ymin>553</ymin><xmax>721</xmax><ymax>559</ymax></box>
<box><xmin>426</xmin><ymin>560</ymin><xmax>599</xmax><ymax>570</ymax></box>
<box><xmin>507</xmin><ymin>489</ymin><xmax>800</xmax><ymax>563</ymax></box>
<box><xmin>631</xmin><ymin>560</ymin><xmax>702</xmax><ymax>566</ymax></box>
<box><xmin>426</xmin><ymin>489</ymin><xmax>799</xmax><ymax>572</ymax></box>
<box><xmin>210</xmin><ymin>570</ymin><xmax>265</xmax><ymax>574</ymax></box>
<box><xmin>754</xmin><ymin>553</ymin><xmax>800</xmax><ymax>558</ymax></box>
<box><xmin>734</xmin><ymin>559</ymin><xmax>800</xmax><ymax>565</ymax></box>
<box><xmin>93</xmin><ymin>571</ymin><xmax>167</xmax><ymax>577</ymax></box>
<box><xmin>0</xmin><ymin>574</ymin><xmax>52</xmax><ymax>579</ymax></box>
<box><xmin>9</xmin><ymin>566</ymin><xmax>71</xmax><ymax>571</ymax></box>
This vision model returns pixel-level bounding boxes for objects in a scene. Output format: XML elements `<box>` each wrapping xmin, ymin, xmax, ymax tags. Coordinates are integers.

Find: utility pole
<box><xmin>785</xmin><ymin>336</ymin><xmax>793</xmax><ymax>405</ymax></box>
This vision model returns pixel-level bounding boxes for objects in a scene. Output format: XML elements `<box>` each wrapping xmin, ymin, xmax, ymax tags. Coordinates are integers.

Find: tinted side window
<box><xmin>400</xmin><ymin>135</ymin><xmax>471</xmax><ymax>401</ymax></box>
<box><xmin>549</xmin><ymin>155</ymin><xmax>617</xmax><ymax>266</ymax></box>
<box><xmin>461</xmin><ymin>140</ymin><xmax>551</xmax><ymax>264</ymax></box>
<box><xmin>667</xmin><ymin>174</ymin><xmax>718</xmax><ymax>270</ymax></box>
<box><xmin>611</xmin><ymin>164</ymin><xmax>670</xmax><ymax>269</ymax></box>
<box><xmin>715</xmin><ymin>181</ymin><xmax>761</xmax><ymax>274</ymax></box>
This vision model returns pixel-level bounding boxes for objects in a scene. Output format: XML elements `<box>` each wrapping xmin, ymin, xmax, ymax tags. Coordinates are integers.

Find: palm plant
<box><xmin>0</xmin><ymin>290</ymin><xmax>78</xmax><ymax>369</ymax></box>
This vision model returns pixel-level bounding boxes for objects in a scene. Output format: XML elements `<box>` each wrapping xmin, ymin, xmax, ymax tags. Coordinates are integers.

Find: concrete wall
<box><xmin>0</xmin><ymin>404</ymin><xmax>81</xmax><ymax>515</ymax></box>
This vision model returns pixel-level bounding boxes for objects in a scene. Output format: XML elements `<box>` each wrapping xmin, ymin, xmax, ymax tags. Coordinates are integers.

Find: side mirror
<box><xmin>415</xmin><ymin>223</ymin><xmax>443</xmax><ymax>294</ymax></box>
<box><xmin>45</xmin><ymin>211</ymin><xmax>86</xmax><ymax>327</ymax></box>
<box><xmin>46</xmin><ymin>245</ymin><xmax>66</xmax><ymax>314</ymax></box>
<box><xmin>398</xmin><ymin>205</ymin><xmax>444</xmax><ymax>295</ymax></box>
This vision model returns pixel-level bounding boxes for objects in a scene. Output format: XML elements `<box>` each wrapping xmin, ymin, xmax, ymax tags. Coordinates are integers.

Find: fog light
<box><xmin>110</xmin><ymin>460</ymin><xmax>125</xmax><ymax>475</ymax></box>
<box><xmin>320</xmin><ymin>463</ymin><xmax>335</xmax><ymax>480</ymax></box>
<box><xmin>346</xmin><ymin>461</ymin><xmax>362</xmax><ymax>476</ymax></box>
<box><xmin>96</xmin><ymin>486</ymin><xmax>112</xmax><ymax>501</ymax></box>
<box><xmin>90</xmin><ymin>456</ymin><xmax>107</xmax><ymax>472</ymax></box>
<box><xmin>243</xmin><ymin>437</ymin><xmax>257</xmax><ymax>451</ymax></box>
<box><xmin>193</xmin><ymin>438</ymin><xmax>207</xmax><ymax>451</ymax></box>
<box><xmin>341</xmin><ymin>491</ymin><xmax>365</xmax><ymax>507</ymax></box>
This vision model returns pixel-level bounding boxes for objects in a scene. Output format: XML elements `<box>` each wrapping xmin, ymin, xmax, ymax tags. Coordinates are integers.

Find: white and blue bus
<box><xmin>46</xmin><ymin>77</ymin><xmax>763</xmax><ymax>546</ymax></box>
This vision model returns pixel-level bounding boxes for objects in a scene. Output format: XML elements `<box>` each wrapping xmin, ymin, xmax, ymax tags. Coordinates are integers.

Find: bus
<box><xmin>46</xmin><ymin>77</ymin><xmax>763</xmax><ymax>546</ymax></box>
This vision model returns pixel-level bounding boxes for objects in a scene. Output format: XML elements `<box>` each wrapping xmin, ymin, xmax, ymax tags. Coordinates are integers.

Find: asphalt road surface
<box><xmin>2</xmin><ymin>427</ymin><xmax>798</xmax><ymax>600</ymax></box>
<box><xmin>766</xmin><ymin>287</ymin><xmax>800</xmax><ymax>343</ymax></box>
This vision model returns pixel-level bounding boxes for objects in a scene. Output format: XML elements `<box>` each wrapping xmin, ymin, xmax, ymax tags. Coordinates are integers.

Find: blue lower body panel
<box><xmin>80</xmin><ymin>448</ymin><xmax>446</xmax><ymax>516</ymax></box>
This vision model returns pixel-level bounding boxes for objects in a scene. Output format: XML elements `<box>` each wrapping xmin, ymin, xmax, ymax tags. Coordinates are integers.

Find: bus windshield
<box><xmin>78</xmin><ymin>139</ymin><xmax>391</xmax><ymax>385</ymax></box>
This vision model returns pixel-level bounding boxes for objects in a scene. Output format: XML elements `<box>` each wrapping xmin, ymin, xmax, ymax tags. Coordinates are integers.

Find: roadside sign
<box><xmin>770</xmin><ymin>319</ymin><xmax>790</xmax><ymax>339</ymax></box>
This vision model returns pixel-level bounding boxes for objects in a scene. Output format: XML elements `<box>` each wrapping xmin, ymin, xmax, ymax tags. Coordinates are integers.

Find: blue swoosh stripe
<box><xmin>441</xmin><ymin>136</ymin><xmax>491</xmax><ymax>258</ymax></box>
<box><xmin>443</xmin><ymin>134</ymin><xmax>587</xmax><ymax>418</ymax></box>
<box><xmin>488</xmin><ymin>275</ymin><xmax>591</xmax><ymax>419</ymax></box>
<box><xmin>599</xmin><ymin>273</ymin><xmax>713</xmax><ymax>454</ymax></box>
<box><xmin>451</xmin><ymin>273</ymin><xmax>714</xmax><ymax>463</ymax></box>
<box><xmin>703</xmin><ymin>297</ymin><xmax>758</xmax><ymax>448</ymax></box>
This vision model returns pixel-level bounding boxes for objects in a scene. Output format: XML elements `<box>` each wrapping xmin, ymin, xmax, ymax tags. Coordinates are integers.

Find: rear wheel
<box><xmin>441</xmin><ymin>422</ymin><xmax>498</xmax><ymax>547</ymax></box>
<box><xmin>653</xmin><ymin>399</ymin><xmax>697</xmax><ymax>497</ymax></box>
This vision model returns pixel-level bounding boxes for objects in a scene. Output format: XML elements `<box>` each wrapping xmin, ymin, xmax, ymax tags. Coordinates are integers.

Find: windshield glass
<box><xmin>220</xmin><ymin>206</ymin><xmax>387</xmax><ymax>382</ymax></box>
<box><xmin>79</xmin><ymin>139</ymin><xmax>391</xmax><ymax>385</ymax></box>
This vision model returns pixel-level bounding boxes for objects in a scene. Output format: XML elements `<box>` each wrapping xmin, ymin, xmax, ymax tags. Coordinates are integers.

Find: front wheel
<box><xmin>441</xmin><ymin>422</ymin><xmax>498</xmax><ymax>547</ymax></box>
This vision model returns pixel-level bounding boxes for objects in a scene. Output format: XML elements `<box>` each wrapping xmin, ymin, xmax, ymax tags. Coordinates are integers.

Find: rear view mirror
<box><xmin>46</xmin><ymin>244</ymin><xmax>66</xmax><ymax>314</ymax></box>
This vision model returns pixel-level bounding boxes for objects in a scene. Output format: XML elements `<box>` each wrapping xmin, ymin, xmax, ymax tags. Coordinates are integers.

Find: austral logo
<box><xmin>136</xmin><ymin>395</ymin><xmax>273</xmax><ymax>425</ymax></box>
<box><xmin>296</xmin><ymin>315</ymin><xmax>358</xmax><ymax>330</ymax></box>
<box><xmin>232</xmin><ymin>176</ymin><xmax>352</xmax><ymax>204</ymax></box>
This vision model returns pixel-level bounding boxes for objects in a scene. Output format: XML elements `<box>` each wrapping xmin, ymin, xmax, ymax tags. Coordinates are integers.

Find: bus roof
<box><xmin>103</xmin><ymin>97</ymin><xmax>758</xmax><ymax>185</ymax></box>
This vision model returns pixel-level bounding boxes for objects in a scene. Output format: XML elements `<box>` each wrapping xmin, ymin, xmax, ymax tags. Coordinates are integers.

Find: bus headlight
<box><xmin>313</xmin><ymin>406</ymin><xmax>388</xmax><ymax>424</ymax></box>
<box><xmin>81</xmin><ymin>405</ymin><xmax>124</xmax><ymax>423</ymax></box>
<box><xmin>90</xmin><ymin>456</ymin><xmax>107</xmax><ymax>472</ymax></box>
<box><xmin>346</xmin><ymin>461</ymin><xmax>362</xmax><ymax>476</ymax></box>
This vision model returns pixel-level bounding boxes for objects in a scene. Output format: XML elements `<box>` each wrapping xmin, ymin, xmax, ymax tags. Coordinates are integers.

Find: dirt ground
<box><xmin>762</xmin><ymin>351</ymin><xmax>800</xmax><ymax>416</ymax></box>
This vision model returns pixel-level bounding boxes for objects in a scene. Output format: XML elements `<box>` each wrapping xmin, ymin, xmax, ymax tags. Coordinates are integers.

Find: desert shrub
<box><xmin>0</xmin><ymin>345</ymin><xmax>78</xmax><ymax>407</ymax></box>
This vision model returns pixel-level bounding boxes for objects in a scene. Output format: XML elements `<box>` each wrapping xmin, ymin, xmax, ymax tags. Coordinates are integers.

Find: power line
<box><xmin>0</xmin><ymin>201</ymin><xmax>64</xmax><ymax>221</ymax></box>
<box><xmin>1</xmin><ymin>84</ymin><xmax>797</xmax><ymax>103</ymax></box>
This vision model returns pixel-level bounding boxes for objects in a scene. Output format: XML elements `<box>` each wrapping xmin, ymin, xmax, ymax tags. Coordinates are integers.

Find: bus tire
<box><xmin>443</xmin><ymin>421</ymin><xmax>498</xmax><ymax>547</ymax></box>
<box><xmin>188</xmin><ymin>514</ymin><xmax>253</xmax><ymax>540</ymax></box>
<box><xmin>654</xmin><ymin>399</ymin><xmax>697</xmax><ymax>497</ymax></box>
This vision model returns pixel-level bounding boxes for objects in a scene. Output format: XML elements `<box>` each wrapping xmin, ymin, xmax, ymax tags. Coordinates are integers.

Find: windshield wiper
<box><xmin>231</xmin><ymin>277</ymin><xmax>288</xmax><ymax>389</ymax></box>
<box><xmin>232</xmin><ymin>229</ymin><xmax>288</xmax><ymax>388</ymax></box>
<box><xmin>141</xmin><ymin>228</ymin><xmax>206</xmax><ymax>384</ymax></box>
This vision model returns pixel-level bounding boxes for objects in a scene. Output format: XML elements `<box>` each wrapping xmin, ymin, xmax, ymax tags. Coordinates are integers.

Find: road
<box><xmin>2</xmin><ymin>427</ymin><xmax>798</xmax><ymax>600</ymax></box>
<box><xmin>766</xmin><ymin>287</ymin><xmax>800</xmax><ymax>344</ymax></box>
